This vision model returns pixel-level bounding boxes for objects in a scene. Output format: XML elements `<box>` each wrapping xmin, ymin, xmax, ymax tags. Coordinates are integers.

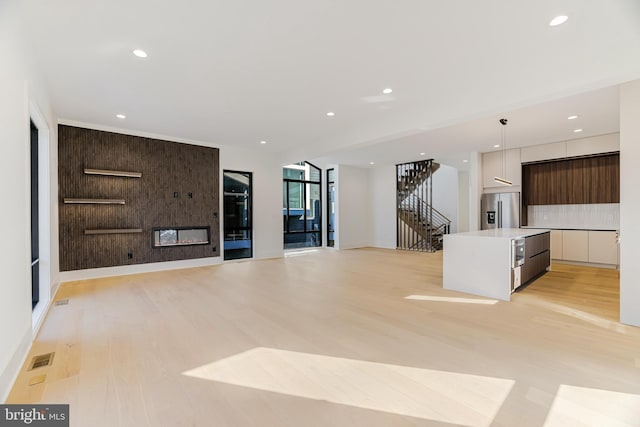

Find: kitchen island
<box><xmin>443</xmin><ymin>228</ymin><xmax>550</xmax><ymax>301</ymax></box>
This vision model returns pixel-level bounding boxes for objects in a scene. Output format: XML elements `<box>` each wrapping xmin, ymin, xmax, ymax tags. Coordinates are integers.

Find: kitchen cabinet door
<box><xmin>566</xmin><ymin>133</ymin><xmax>619</xmax><ymax>158</ymax></box>
<box><xmin>562</xmin><ymin>230</ymin><xmax>589</xmax><ymax>262</ymax></box>
<box><xmin>550</xmin><ymin>230</ymin><xmax>563</xmax><ymax>259</ymax></box>
<box><xmin>482</xmin><ymin>149</ymin><xmax>521</xmax><ymax>188</ymax></box>
<box><xmin>588</xmin><ymin>231</ymin><xmax>618</xmax><ymax>265</ymax></box>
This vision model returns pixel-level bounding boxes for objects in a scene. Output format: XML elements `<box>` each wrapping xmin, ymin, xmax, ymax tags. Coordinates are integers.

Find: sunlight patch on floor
<box><xmin>534</xmin><ymin>299</ymin><xmax>628</xmax><ymax>333</ymax></box>
<box><xmin>183</xmin><ymin>347</ymin><xmax>514</xmax><ymax>426</ymax></box>
<box><xmin>405</xmin><ymin>295</ymin><xmax>499</xmax><ymax>305</ymax></box>
<box><xmin>284</xmin><ymin>249</ymin><xmax>321</xmax><ymax>257</ymax></box>
<box><xmin>543</xmin><ymin>384</ymin><xmax>640</xmax><ymax>427</ymax></box>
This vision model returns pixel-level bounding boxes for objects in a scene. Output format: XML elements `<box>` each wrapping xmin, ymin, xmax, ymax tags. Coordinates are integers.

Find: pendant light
<box><xmin>494</xmin><ymin>118</ymin><xmax>513</xmax><ymax>186</ymax></box>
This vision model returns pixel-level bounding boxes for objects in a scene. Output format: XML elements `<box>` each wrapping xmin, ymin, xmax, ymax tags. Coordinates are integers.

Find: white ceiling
<box><xmin>312</xmin><ymin>85</ymin><xmax>621</xmax><ymax>169</ymax></box>
<box><xmin>21</xmin><ymin>0</ymin><xmax>640</xmax><ymax>164</ymax></box>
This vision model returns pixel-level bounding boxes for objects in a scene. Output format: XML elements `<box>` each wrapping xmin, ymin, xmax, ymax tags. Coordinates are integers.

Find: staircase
<box><xmin>396</xmin><ymin>159</ymin><xmax>451</xmax><ymax>252</ymax></box>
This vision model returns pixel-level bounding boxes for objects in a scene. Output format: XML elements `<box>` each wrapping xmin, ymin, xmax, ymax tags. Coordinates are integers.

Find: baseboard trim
<box><xmin>551</xmin><ymin>259</ymin><xmax>618</xmax><ymax>270</ymax></box>
<box><xmin>0</xmin><ymin>328</ymin><xmax>32</xmax><ymax>403</ymax></box>
<box><xmin>59</xmin><ymin>257</ymin><xmax>224</xmax><ymax>282</ymax></box>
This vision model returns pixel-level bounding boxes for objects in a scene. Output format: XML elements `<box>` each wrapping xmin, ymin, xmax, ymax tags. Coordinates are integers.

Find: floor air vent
<box><xmin>55</xmin><ymin>299</ymin><xmax>69</xmax><ymax>306</ymax></box>
<box><xmin>28</xmin><ymin>375</ymin><xmax>46</xmax><ymax>386</ymax></box>
<box><xmin>29</xmin><ymin>352</ymin><xmax>54</xmax><ymax>370</ymax></box>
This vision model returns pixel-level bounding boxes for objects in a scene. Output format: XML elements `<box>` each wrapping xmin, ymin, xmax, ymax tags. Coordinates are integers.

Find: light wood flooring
<box><xmin>8</xmin><ymin>248</ymin><xmax>640</xmax><ymax>427</ymax></box>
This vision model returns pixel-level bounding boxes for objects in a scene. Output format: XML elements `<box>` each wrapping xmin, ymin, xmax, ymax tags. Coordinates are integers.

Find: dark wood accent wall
<box><xmin>58</xmin><ymin>125</ymin><xmax>219</xmax><ymax>271</ymax></box>
<box><xmin>521</xmin><ymin>153</ymin><xmax>619</xmax><ymax>225</ymax></box>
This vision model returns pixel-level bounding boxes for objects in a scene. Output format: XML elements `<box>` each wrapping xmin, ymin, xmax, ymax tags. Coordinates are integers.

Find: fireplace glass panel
<box><xmin>153</xmin><ymin>227</ymin><xmax>210</xmax><ymax>247</ymax></box>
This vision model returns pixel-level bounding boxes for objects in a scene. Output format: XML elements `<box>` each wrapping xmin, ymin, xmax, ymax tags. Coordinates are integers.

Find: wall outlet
<box><xmin>173</xmin><ymin>192</ymin><xmax>179</xmax><ymax>198</ymax></box>
<box><xmin>212</xmin><ymin>246</ymin><xmax>217</xmax><ymax>252</ymax></box>
<box><xmin>127</xmin><ymin>252</ymin><xmax>133</xmax><ymax>259</ymax></box>
<box><xmin>188</xmin><ymin>192</ymin><xmax>193</xmax><ymax>198</ymax></box>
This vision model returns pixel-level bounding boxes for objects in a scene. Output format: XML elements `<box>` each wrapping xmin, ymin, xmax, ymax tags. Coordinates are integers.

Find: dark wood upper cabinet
<box><xmin>522</xmin><ymin>153</ymin><xmax>619</xmax><ymax>207</ymax></box>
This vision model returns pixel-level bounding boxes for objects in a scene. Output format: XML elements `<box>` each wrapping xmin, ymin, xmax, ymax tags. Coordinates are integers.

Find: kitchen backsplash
<box><xmin>527</xmin><ymin>204</ymin><xmax>619</xmax><ymax>230</ymax></box>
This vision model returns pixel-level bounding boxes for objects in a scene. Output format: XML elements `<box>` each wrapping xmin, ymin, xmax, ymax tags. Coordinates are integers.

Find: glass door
<box><xmin>327</xmin><ymin>169</ymin><xmax>335</xmax><ymax>247</ymax></box>
<box><xmin>30</xmin><ymin>120</ymin><xmax>39</xmax><ymax>309</ymax></box>
<box><xmin>283</xmin><ymin>161</ymin><xmax>322</xmax><ymax>249</ymax></box>
<box><xmin>223</xmin><ymin>171</ymin><xmax>252</xmax><ymax>260</ymax></box>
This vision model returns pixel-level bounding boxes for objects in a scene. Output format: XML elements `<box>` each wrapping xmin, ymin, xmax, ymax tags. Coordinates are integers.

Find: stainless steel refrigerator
<box><xmin>481</xmin><ymin>192</ymin><xmax>520</xmax><ymax>229</ymax></box>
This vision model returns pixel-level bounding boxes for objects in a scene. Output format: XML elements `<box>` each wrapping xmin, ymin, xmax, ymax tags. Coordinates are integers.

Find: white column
<box><xmin>468</xmin><ymin>152</ymin><xmax>482</xmax><ymax>231</ymax></box>
<box><xmin>620</xmin><ymin>80</ymin><xmax>640</xmax><ymax>327</ymax></box>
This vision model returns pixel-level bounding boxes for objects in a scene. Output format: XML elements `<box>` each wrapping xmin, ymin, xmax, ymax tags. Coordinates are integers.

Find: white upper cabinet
<box><xmin>482</xmin><ymin>148</ymin><xmax>521</xmax><ymax>188</ymax></box>
<box><xmin>521</xmin><ymin>141</ymin><xmax>567</xmax><ymax>163</ymax></box>
<box><xmin>566</xmin><ymin>133</ymin><xmax>619</xmax><ymax>158</ymax></box>
<box><xmin>519</xmin><ymin>133</ymin><xmax>619</xmax><ymax>163</ymax></box>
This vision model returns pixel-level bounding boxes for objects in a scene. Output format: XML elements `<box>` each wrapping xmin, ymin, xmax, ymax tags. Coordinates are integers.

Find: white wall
<box><xmin>0</xmin><ymin>0</ymin><xmax>57</xmax><ymax>401</ymax></box>
<box><xmin>457</xmin><ymin>171</ymin><xmax>470</xmax><ymax>233</ymax></box>
<box><xmin>432</xmin><ymin>164</ymin><xmax>459</xmax><ymax>233</ymax></box>
<box><xmin>335</xmin><ymin>165</ymin><xmax>371</xmax><ymax>249</ymax></box>
<box><xmin>369</xmin><ymin>165</ymin><xmax>396</xmax><ymax>248</ymax></box>
<box><xmin>221</xmin><ymin>147</ymin><xmax>284</xmax><ymax>260</ymax></box>
<box><xmin>620</xmin><ymin>80</ymin><xmax>640</xmax><ymax>327</ymax></box>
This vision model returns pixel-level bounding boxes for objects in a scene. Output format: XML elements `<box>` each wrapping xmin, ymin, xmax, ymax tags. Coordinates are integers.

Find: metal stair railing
<box><xmin>396</xmin><ymin>159</ymin><xmax>450</xmax><ymax>252</ymax></box>
<box><xmin>399</xmin><ymin>194</ymin><xmax>451</xmax><ymax>237</ymax></box>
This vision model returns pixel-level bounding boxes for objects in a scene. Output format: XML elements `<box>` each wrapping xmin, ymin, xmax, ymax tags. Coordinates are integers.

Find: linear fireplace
<box><xmin>152</xmin><ymin>226</ymin><xmax>210</xmax><ymax>248</ymax></box>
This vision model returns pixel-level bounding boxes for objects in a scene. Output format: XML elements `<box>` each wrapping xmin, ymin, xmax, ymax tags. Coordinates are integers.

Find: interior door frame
<box><xmin>29</xmin><ymin>100</ymin><xmax>52</xmax><ymax>335</ymax></box>
<box><xmin>222</xmin><ymin>169</ymin><xmax>253</xmax><ymax>261</ymax></box>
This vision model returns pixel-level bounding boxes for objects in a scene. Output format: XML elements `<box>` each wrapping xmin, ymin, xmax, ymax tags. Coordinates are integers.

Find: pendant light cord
<box><xmin>500</xmin><ymin>118</ymin><xmax>508</xmax><ymax>179</ymax></box>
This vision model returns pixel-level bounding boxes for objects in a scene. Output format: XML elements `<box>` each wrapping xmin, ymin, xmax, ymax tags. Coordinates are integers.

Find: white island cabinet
<box><xmin>443</xmin><ymin>228</ymin><xmax>550</xmax><ymax>302</ymax></box>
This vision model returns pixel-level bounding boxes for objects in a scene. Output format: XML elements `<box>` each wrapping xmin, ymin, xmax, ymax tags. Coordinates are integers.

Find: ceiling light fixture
<box><xmin>573</xmin><ymin>128</ymin><xmax>583</xmax><ymax>133</ymax></box>
<box><xmin>326</xmin><ymin>112</ymin><xmax>335</xmax><ymax>117</ymax></box>
<box><xmin>116</xmin><ymin>114</ymin><xmax>126</xmax><ymax>119</ymax></box>
<box><xmin>369</xmin><ymin>162</ymin><xmax>375</xmax><ymax>165</ymax></box>
<box><xmin>567</xmin><ymin>115</ymin><xmax>578</xmax><ymax>120</ymax></box>
<box><xmin>420</xmin><ymin>152</ymin><xmax>426</xmax><ymax>156</ymax></box>
<box><xmin>549</xmin><ymin>15</ymin><xmax>568</xmax><ymax>27</ymax></box>
<box><xmin>463</xmin><ymin>160</ymin><xmax>468</xmax><ymax>163</ymax></box>
<box><xmin>133</xmin><ymin>49</ymin><xmax>148</xmax><ymax>58</ymax></box>
<box><xmin>260</xmin><ymin>140</ymin><xmax>267</xmax><ymax>144</ymax></box>
<box><xmin>493</xmin><ymin>144</ymin><xmax>500</xmax><ymax>148</ymax></box>
<box><xmin>494</xmin><ymin>118</ymin><xmax>513</xmax><ymax>186</ymax></box>
<box><xmin>383</xmin><ymin>88</ymin><xmax>393</xmax><ymax>94</ymax></box>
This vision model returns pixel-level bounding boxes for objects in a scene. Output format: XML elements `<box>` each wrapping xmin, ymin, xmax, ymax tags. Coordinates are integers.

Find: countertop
<box><xmin>522</xmin><ymin>226</ymin><xmax>618</xmax><ymax>232</ymax></box>
<box><xmin>449</xmin><ymin>228</ymin><xmax>550</xmax><ymax>239</ymax></box>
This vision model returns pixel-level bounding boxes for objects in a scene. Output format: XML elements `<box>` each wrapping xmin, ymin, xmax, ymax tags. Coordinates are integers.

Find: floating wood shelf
<box><xmin>84</xmin><ymin>168</ymin><xmax>142</xmax><ymax>178</ymax></box>
<box><xmin>64</xmin><ymin>198</ymin><xmax>126</xmax><ymax>205</ymax></box>
<box><xmin>85</xmin><ymin>229</ymin><xmax>142</xmax><ymax>235</ymax></box>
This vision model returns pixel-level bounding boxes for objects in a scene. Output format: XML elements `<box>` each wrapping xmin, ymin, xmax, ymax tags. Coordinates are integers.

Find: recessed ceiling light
<box><xmin>326</xmin><ymin>112</ymin><xmax>335</xmax><ymax>117</ymax></box>
<box><xmin>369</xmin><ymin>162</ymin><xmax>375</xmax><ymax>165</ymax></box>
<box><xmin>419</xmin><ymin>152</ymin><xmax>426</xmax><ymax>156</ymax></box>
<box><xmin>260</xmin><ymin>140</ymin><xmax>267</xmax><ymax>144</ymax></box>
<box><xmin>549</xmin><ymin>15</ymin><xmax>568</xmax><ymax>27</ymax></box>
<box><xmin>493</xmin><ymin>144</ymin><xmax>500</xmax><ymax>148</ymax></box>
<box><xmin>567</xmin><ymin>115</ymin><xmax>578</xmax><ymax>120</ymax></box>
<box><xmin>133</xmin><ymin>49</ymin><xmax>148</xmax><ymax>58</ymax></box>
<box><xmin>573</xmin><ymin>128</ymin><xmax>583</xmax><ymax>133</ymax></box>
<box><xmin>383</xmin><ymin>88</ymin><xmax>393</xmax><ymax>94</ymax></box>
<box><xmin>116</xmin><ymin>114</ymin><xmax>126</xmax><ymax>119</ymax></box>
<box><xmin>463</xmin><ymin>160</ymin><xmax>469</xmax><ymax>163</ymax></box>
